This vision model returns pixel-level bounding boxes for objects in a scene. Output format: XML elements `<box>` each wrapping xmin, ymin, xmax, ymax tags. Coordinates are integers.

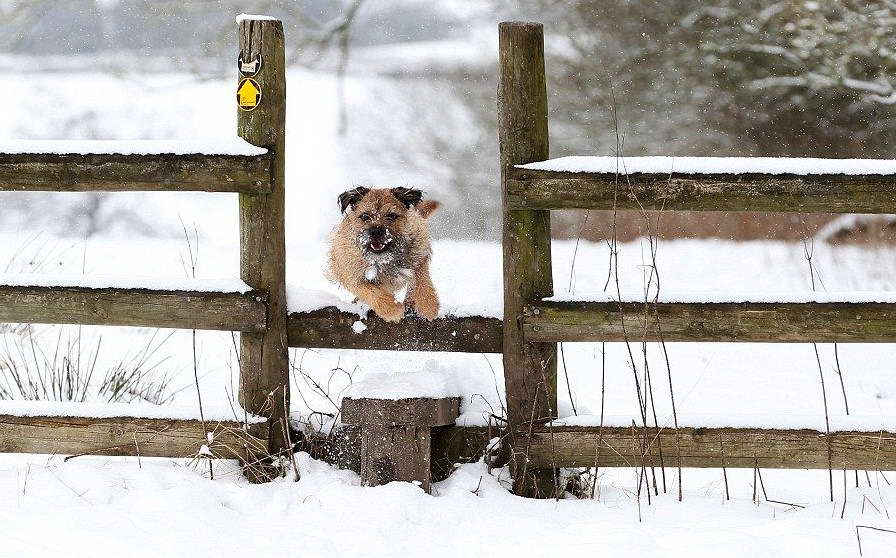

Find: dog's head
<box><xmin>337</xmin><ymin>187</ymin><xmax>439</xmax><ymax>257</ymax></box>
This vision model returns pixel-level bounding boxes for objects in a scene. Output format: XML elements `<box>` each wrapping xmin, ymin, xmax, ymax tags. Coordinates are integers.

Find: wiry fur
<box><xmin>328</xmin><ymin>188</ymin><xmax>440</xmax><ymax>322</ymax></box>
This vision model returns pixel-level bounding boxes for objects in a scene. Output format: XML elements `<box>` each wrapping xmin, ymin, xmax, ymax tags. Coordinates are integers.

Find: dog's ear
<box><xmin>416</xmin><ymin>200</ymin><xmax>440</xmax><ymax>218</ymax></box>
<box><xmin>337</xmin><ymin>187</ymin><xmax>370</xmax><ymax>213</ymax></box>
<box><xmin>390</xmin><ymin>187</ymin><xmax>423</xmax><ymax>209</ymax></box>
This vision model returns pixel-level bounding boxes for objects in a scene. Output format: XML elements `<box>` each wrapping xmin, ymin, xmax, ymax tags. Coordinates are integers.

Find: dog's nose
<box><xmin>369</xmin><ymin>226</ymin><xmax>387</xmax><ymax>238</ymax></box>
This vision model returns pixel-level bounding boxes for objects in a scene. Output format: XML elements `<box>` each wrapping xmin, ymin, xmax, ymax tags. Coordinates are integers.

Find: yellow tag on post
<box><xmin>237</xmin><ymin>78</ymin><xmax>261</xmax><ymax>111</ymax></box>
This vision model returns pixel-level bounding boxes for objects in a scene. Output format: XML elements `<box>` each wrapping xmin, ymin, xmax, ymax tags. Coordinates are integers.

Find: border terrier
<box><xmin>328</xmin><ymin>187</ymin><xmax>440</xmax><ymax>322</ymax></box>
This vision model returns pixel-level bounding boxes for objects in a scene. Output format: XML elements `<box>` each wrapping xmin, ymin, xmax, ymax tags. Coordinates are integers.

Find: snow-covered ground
<box><xmin>2</xmin><ymin>453</ymin><xmax>896</xmax><ymax>558</ymax></box>
<box><xmin>3</xmin><ymin>59</ymin><xmax>896</xmax><ymax>556</ymax></box>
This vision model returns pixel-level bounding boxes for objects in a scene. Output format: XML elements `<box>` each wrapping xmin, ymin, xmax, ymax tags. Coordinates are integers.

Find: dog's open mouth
<box><xmin>368</xmin><ymin>241</ymin><xmax>389</xmax><ymax>253</ymax></box>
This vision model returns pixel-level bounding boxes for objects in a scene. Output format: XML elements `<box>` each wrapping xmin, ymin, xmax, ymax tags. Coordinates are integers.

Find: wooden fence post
<box><xmin>498</xmin><ymin>21</ymin><xmax>558</xmax><ymax>497</ymax></box>
<box><xmin>237</xmin><ymin>17</ymin><xmax>289</xmax><ymax>456</ymax></box>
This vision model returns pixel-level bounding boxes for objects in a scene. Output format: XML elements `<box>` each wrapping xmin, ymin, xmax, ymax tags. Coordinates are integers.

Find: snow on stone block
<box><xmin>0</xmin><ymin>138</ymin><xmax>267</xmax><ymax>156</ymax></box>
<box><xmin>0</xmin><ymin>273</ymin><xmax>253</xmax><ymax>294</ymax></box>
<box><xmin>546</xmin><ymin>289</ymin><xmax>896</xmax><ymax>304</ymax></box>
<box><xmin>236</xmin><ymin>13</ymin><xmax>280</xmax><ymax>24</ymax></box>
<box><xmin>343</xmin><ymin>361</ymin><xmax>464</xmax><ymax>401</ymax></box>
<box><xmin>0</xmin><ymin>400</ymin><xmax>267</xmax><ymax>424</ymax></box>
<box><xmin>517</xmin><ymin>156</ymin><xmax>896</xmax><ymax>176</ymax></box>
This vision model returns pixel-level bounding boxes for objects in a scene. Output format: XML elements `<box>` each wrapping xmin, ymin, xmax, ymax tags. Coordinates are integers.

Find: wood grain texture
<box><xmin>526</xmin><ymin>426</ymin><xmax>896</xmax><ymax>470</ymax></box>
<box><xmin>238</xmin><ymin>18</ymin><xmax>290</xmax><ymax>454</ymax></box>
<box><xmin>360</xmin><ymin>424</ymin><xmax>434</xmax><ymax>492</ymax></box>
<box><xmin>498</xmin><ymin>21</ymin><xmax>558</xmax><ymax>497</ymax></box>
<box><xmin>341</xmin><ymin>397</ymin><xmax>460</xmax><ymax>427</ymax></box>
<box><xmin>0</xmin><ymin>153</ymin><xmax>271</xmax><ymax>193</ymax></box>
<box><xmin>311</xmin><ymin>424</ymin><xmax>495</xmax><ymax>483</ymax></box>
<box><xmin>523</xmin><ymin>300</ymin><xmax>896</xmax><ymax>343</ymax></box>
<box><xmin>506</xmin><ymin>167</ymin><xmax>896</xmax><ymax>213</ymax></box>
<box><xmin>0</xmin><ymin>285</ymin><xmax>267</xmax><ymax>332</ymax></box>
<box><xmin>287</xmin><ymin>307</ymin><xmax>503</xmax><ymax>353</ymax></box>
<box><xmin>0</xmin><ymin>414</ymin><xmax>268</xmax><ymax>460</ymax></box>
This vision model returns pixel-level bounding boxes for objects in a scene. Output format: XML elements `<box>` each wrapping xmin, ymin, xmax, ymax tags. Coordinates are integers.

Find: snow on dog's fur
<box><xmin>328</xmin><ymin>187</ymin><xmax>439</xmax><ymax>322</ymax></box>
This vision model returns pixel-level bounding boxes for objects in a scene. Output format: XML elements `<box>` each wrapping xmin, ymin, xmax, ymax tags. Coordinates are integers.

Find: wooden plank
<box><xmin>526</xmin><ymin>426</ymin><xmax>896</xmax><ymax>470</ymax></box>
<box><xmin>237</xmin><ymin>17</ymin><xmax>290</xmax><ymax>454</ymax></box>
<box><xmin>287</xmin><ymin>307</ymin><xmax>503</xmax><ymax>353</ymax></box>
<box><xmin>498</xmin><ymin>21</ymin><xmax>558</xmax><ymax>497</ymax></box>
<box><xmin>506</xmin><ymin>167</ymin><xmax>896</xmax><ymax>213</ymax></box>
<box><xmin>0</xmin><ymin>285</ymin><xmax>267</xmax><ymax>332</ymax></box>
<box><xmin>342</xmin><ymin>397</ymin><xmax>460</xmax><ymax>427</ymax></box>
<box><xmin>0</xmin><ymin>414</ymin><xmax>268</xmax><ymax>460</ymax></box>
<box><xmin>0</xmin><ymin>153</ymin><xmax>272</xmax><ymax>193</ymax></box>
<box><xmin>311</xmin><ymin>424</ymin><xmax>495</xmax><ymax>482</ymax></box>
<box><xmin>360</xmin><ymin>425</ymin><xmax>434</xmax><ymax>492</ymax></box>
<box><xmin>523</xmin><ymin>300</ymin><xmax>896</xmax><ymax>343</ymax></box>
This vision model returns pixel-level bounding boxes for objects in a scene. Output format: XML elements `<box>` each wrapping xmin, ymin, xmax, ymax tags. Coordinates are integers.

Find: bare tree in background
<box><xmin>688</xmin><ymin>0</ymin><xmax>896</xmax><ymax>157</ymax></box>
<box><xmin>472</xmin><ymin>0</ymin><xmax>896</xmax><ymax>241</ymax></box>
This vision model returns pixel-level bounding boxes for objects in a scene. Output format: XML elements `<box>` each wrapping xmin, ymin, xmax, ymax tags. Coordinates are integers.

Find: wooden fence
<box><xmin>0</xmin><ymin>17</ymin><xmax>288</xmax><ymax>464</ymax></box>
<box><xmin>494</xmin><ymin>21</ymin><xmax>896</xmax><ymax>497</ymax></box>
<box><xmin>2</xmin><ymin>18</ymin><xmax>896</xmax><ymax>498</ymax></box>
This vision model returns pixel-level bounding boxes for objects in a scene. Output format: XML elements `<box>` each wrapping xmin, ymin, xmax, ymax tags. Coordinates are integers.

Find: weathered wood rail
<box><xmin>527</xmin><ymin>426</ymin><xmax>896</xmax><ymax>470</ymax></box>
<box><xmin>523</xmin><ymin>301</ymin><xmax>896</xmax><ymax>343</ymax></box>
<box><xmin>506</xmin><ymin>166</ymin><xmax>896</xmax><ymax>213</ymax></box>
<box><xmin>287</xmin><ymin>308</ymin><xmax>503</xmax><ymax>353</ymax></box>
<box><xmin>0</xmin><ymin>414</ymin><xmax>267</xmax><ymax>461</ymax></box>
<box><xmin>0</xmin><ymin>285</ymin><xmax>267</xmax><ymax>332</ymax></box>
<box><xmin>0</xmin><ymin>151</ymin><xmax>272</xmax><ymax>193</ymax></box>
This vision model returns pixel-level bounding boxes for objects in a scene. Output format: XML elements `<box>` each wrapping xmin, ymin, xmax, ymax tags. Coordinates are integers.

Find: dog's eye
<box><xmin>359</xmin><ymin>213</ymin><xmax>371</xmax><ymax>222</ymax></box>
<box><xmin>384</xmin><ymin>213</ymin><xmax>398</xmax><ymax>222</ymax></box>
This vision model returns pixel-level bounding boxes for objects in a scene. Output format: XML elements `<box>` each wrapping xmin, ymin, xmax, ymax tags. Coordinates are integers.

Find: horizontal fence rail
<box><xmin>324</xmin><ymin>424</ymin><xmax>896</xmax><ymax>474</ymax></box>
<box><xmin>524</xmin><ymin>426</ymin><xmax>896</xmax><ymax>470</ymax></box>
<box><xmin>0</xmin><ymin>152</ymin><xmax>272</xmax><ymax>193</ymax></box>
<box><xmin>0</xmin><ymin>414</ymin><xmax>267</xmax><ymax>460</ymax></box>
<box><xmin>523</xmin><ymin>301</ymin><xmax>896</xmax><ymax>343</ymax></box>
<box><xmin>505</xmin><ymin>166</ymin><xmax>896</xmax><ymax>213</ymax></box>
<box><xmin>287</xmin><ymin>308</ymin><xmax>503</xmax><ymax>353</ymax></box>
<box><xmin>0</xmin><ymin>285</ymin><xmax>268</xmax><ymax>332</ymax></box>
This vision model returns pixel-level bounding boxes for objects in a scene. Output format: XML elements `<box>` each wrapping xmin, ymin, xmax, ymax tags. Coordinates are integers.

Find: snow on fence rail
<box><xmin>506</xmin><ymin>155</ymin><xmax>896</xmax><ymax>213</ymax></box>
<box><xmin>0</xmin><ymin>139</ymin><xmax>272</xmax><ymax>193</ymax></box>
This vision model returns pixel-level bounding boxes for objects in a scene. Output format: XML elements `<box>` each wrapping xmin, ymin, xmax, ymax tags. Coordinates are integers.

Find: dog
<box><xmin>328</xmin><ymin>187</ymin><xmax>440</xmax><ymax>322</ymax></box>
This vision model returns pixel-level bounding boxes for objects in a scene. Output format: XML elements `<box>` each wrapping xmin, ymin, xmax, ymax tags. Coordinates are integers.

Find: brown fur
<box><xmin>328</xmin><ymin>188</ymin><xmax>440</xmax><ymax>322</ymax></box>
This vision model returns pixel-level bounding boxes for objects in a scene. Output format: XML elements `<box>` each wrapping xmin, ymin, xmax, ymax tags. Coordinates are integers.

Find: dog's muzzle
<box><xmin>360</xmin><ymin>226</ymin><xmax>393</xmax><ymax>254</ymax></box>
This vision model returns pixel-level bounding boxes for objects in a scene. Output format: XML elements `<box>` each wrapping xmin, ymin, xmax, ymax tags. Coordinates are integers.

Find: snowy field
<box><xmin>3</xmin><ymin>62</ymin><xmax>896</xmax><ymax>556</ymax></box>
<box><xmin>3</xmin><ymin>453</ymin><xmax>896</xmax><ymax>558</ymax></box>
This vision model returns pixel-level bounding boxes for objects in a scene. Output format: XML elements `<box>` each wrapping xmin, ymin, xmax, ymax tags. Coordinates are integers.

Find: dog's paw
<box><xmin>414</xmin><ymin>299</ymin><xmax>439</xmax><ymax>321</ymax></box>
<box><xmin>374</xmin><ymin>302</ymin><xmax>406</xmax><ymax>322</ymax></box>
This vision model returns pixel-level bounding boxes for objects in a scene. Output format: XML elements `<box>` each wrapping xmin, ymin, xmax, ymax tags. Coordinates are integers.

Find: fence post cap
<box><xmin>341</xmin><ymin>397</ymin><xmax>460</xmax><ymax>427</ymax></box>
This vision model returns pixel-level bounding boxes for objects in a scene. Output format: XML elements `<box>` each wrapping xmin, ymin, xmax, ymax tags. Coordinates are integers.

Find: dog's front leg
<box><xmin>410</xmin><ymin>264</ymin><xmax>439</xmax><ymax>321</ymax></box>
<box><xmin>352</xmin><ymin>282</ymin><xmax>406</xmax><ymax>322</ymax></box>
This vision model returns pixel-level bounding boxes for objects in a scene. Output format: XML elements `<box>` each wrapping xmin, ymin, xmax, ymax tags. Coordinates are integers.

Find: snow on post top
<box><xmin>236</xmin><ymin>13</ymin><xmax>280</xmax><ymax>24</ymax></box>
<box><xmin>0</xmin><ymin>138</ymin><xmax>267</xmax><ymax>156</ymax></box>
<box><xmin>517</xmin><ymin>156</ymin><xmax>896</xmax><ymax>176</ymax></box>
<box><xmin>344</xmin><ymin>362</ymin><xmax>464</xmax><ymax>401</ymax></box>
